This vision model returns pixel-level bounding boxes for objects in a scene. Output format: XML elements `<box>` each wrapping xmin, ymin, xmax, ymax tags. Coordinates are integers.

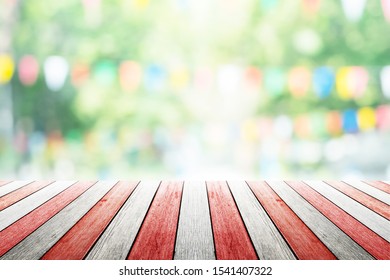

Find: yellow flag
<box><xmin>133</xmin><ymin>0</ymin><xmax>149</xmax><ymax>9</ymax></box>
<box><xmin>0</xmin><ymin>54</ymin><xmax>15</xmax><ymax>84</ymax></box>
<box><xmin>336</xmin><ymin>67</ymin><xmax>351</xmax><ymax>100</ymax></box>
<box><xmin>358</xmin><ymin>107</ymin><xmax>376</xmax><ymax>131</ymax></box>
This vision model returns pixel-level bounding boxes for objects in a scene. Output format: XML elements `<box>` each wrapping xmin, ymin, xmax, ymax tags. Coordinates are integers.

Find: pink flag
<box><xmin>18</xmin><ymin>55</ymin><xmax>39</xmax><ymax>86</ymax></box>
<box><xmin>382</xmin><ymin>0</ymin><xmax>390</xmax><ymax>22</ymax></box>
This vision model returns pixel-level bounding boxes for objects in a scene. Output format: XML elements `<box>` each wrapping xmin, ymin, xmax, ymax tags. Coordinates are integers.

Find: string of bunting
<box><xmin>1</xmin><ymin>54</ymin><xmax>390</xmax><ymax>101</ymax></box>
<box><xmin>79</xmin><ymin>0</ymin><xmax>390</xmax><ymax>23</ymax></box>
<box><xmin>1</xmin><ymin>53</ymin><xmax>390</xmax><ymax>140</ymax></box>
<box><xmin>242</xmin><ymin>104</ymin><xmax>390</xmax><ymax>141</ymax></box>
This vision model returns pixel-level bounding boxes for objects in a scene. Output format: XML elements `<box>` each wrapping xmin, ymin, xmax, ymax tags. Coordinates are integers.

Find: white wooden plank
<box><xmin>228</xmin><ymin>181</ymin><xmax>296</xmax><ymax>260</ymax></box>
<box><xmin>0</xmin><ymin>181</ymin><xmax>117</xmax><ymax>260</ymax></box>
<box><xmin>86</xmin><ymin>181</ymin><xmax>160</xmax><ymax>260</ymax></box>
<box><xmin>0</xmin><ymin>181</ymin><xmax>76</xmax><ymax>230</ymax></box>
<box><xmin>343</xmin><ymin>180</ymin><xmax>390</xmax><ymax>205</ymax></box>
<box><xmin>268</xmin><ymin>181</ymin><xmax>373</xmax><ymax>260</ymax></box>
<box><xmin>0</xmin><ymin>181</ymin><xmax>32</xmax><ymax>197</ymax></box>
<box><xmin>174</xmin><ymin>181</ymin><xmax>215</xmax><ymax>260</ymax></box>
<box><xmin>306</xmin><ymin>181</ymin><xmax>390</xmax><ymax>243</ymax></box>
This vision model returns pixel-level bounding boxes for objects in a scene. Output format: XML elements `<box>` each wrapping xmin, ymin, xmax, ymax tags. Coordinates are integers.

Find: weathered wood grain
<box><xmin>364</xmin><ymin>181</ymin><xmax>390</xmax><ymax>195</ymax></box>
<box><xmin>343</xmin><ymin>180</ymin><xmax>390</xmax><ymax>205</ymax></box>
<box><xmin>268</xmin><ymin>181</ymin><xmax>372</xmax><ymax>260</ymax></box>
<box><xmin>0</xmin><ymin>181</ymin><xmax>76</xmax><ymax>231</ymax></box>
<box><xmin>128</xmin><ymin>181</ymin><xmax>183</xmax><ymax>260</ymax></box>
<box><xmin>86</xmin><ymin>181</ymin><xmax>160</xmax><ymax>260</ymax></box>
<box><xmin>0</xmin><ymin>181</ymin><xmax>53</xmax><ymax>211</ymax></box>
<box><xmin>0</xmin><ymin>181</ymin><xmax>116</xmax><ymax>260</ymax></box>
<box><xmin>326</xmin><ymin>181</ymin><xmax>390</xmax><ymax>220</ymax></box>
<box><xmin>206</xmin><ymin>181</ymin><xmax>258</xmax><ymax>260</ymax></box>
<box><xmin>174</xmin><ymin>181</ymin><xmax>215</xmax><ymax>260</ymax></box>
<box><xmin>41</xmin><ymin>181</ymin><xmax>139</xmax><ymax>260</ymax></box>
<box><xmin>247</xmin><ymin>181</ymin><xmax>336</xmax><ymax>260</ymax></box>
<box><xmin>287</xmin><ymin>181</ymin><xmax>389</xmax><ymax>259</ymax></box>
<box><xmin>0</xmin><ymin>181</ymin><xmax>10</xmax><ymax>187</ymax></box>
<box><xmin>306</xmin><ymin>181</ymin><xmax>390</xmax><ymax>243</ymax></box>
<box><xmin>0</xmin><ymin>181</ymin><xmax>32</xmax><ymax>197</ymax></box>
<box><xmin>0</xmin><ymin>181</ymin><xmax>96</xmax><ymax>257</ymax></box>
<box><xmin>228</xmin><ymin>181</ymin><xmax>296</xmax><ymax>260</ymax></box>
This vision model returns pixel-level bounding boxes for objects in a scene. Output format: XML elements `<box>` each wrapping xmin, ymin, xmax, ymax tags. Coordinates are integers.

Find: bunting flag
<box><xmin>341</xmin><ymin>0</ymin><xmax>367</xmax><ymax>22</ymax></box>
<box><xmin>193</xmin><ymin>66</ymin><xmax>214</xmax><ymax>92</ymax></box>
<box><xmin>357</xmin><ymin>107</ymin><xmax>376</xmax><ymax>131</ymax></box>
<box><xmin>71</xmin><ymin>62</ymin><xmax>90</xmax><ymax>87</ymax></box>
<box><xmin>0</xmin><ymin>54</ymin><xmax>15</xmax><ymax>85</ymax></box>
<box><xmin>258</xmin><ymin>117</ymin><xmax>273</xmax><ymax>138</ymax></box>
<box><xmin>261</xmin><ymin>0</ymin><xmax>278</xmax><ymax>12</ymax></box>
<box><xmin>326</xmin><ymin>111</ymin><xmax>342</xmax><ymax>136</ymax></box>
<box><xmin>342</xmin><ymin>109</ymin><xmax>358</xmax><ymax>133</ymax></box>
<box><xmin>313</xmin><ymin>67</ymin><xmax>334</xmax><ymax>98</ymax></box>
<box><xmin>145</xmin><ymin>64</ymin><xmax>166</xmax><ymax>91</ymax></box>
<box><xmin>294</xmin><ymin>115</ymin><xmax>311</xmax><ymax>138</ymax></box>
<box><xmin>170</xmin><ymin>66</ymin><xmax>190</xmax><ymax>91</ymax></box>
<box><xmin>119</xmin><ymin>61</ymin><xmax>142</xmax><ymax>92</ymax></box>
<box><xmin>93</xmin><ymin>60</ymin><xmax>117</xmax><ymax>87</ymax></box>
<box><xmin>380</xmin><ymin>66</ymin><xmax>390</xmax><ymax>99</ymax></box>
<box><xmin>273</xmin><ymin>115</ymin><xmax>293</xmax><ymax>139</ymax></box>
<box><xmin>217</xmin><ymin>65</ymin><xmax>242</xmax><ymax>94</ymax></box>
<box><xmin>302</xmin><ymin>0</ymin><xmax>321</xmax><ymax>15</ymax></box>
<box><xmin>310</xmin><ymin>112</ymin><xmax>327</xmax><ymax>137</ymax></box>
<box><xmin>376</xmin><ymin>105</ymin><xmax>390</xmax><ymax>131</ymax></box>
<box><xmin>18</xmin><ymin>55</ymin><xmax>39</xmax><ymax>86</ymax></box>
<box><xmin>244</xmin><ymin>67</ymin><xmax>262</xmax><ymax>90</ymax></box>
<box><xmin>82</xmin><ymin>0</ymin><xmax>102</xmax><ymax>26</ymax></box>
<box><xmin>264</xmin><ymin>68</ymin><xmax>285</xmax><ymax>97</ymax></box>
<box><xmin>44</xmin><ymin>56</ymin><xmax>69</xmax><ymax>91</ymax></box>
<box><xmin>133</xmin><ymin>0</ymin><xmax>150</xmax><ymax>9</ymax></box>
<box><xmin>382</xmin><ymin>0</ymin><xmax>390</xmax><ymax>22</ymax></box>
<box><xmin>336</xmin><ymin>67</ymin><xmax>368</xmax><ymax>100</ymax></box>
<box><xmin>287</xmin><ymin>66</ymin><xmax>311</xmax><ymax>98</ymax></box>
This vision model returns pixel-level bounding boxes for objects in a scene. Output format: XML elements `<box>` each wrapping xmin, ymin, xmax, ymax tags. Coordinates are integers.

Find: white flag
<box><xmin>341</xmin><ymin>0</ymin><xmax>366</xmax><ymax>22</ymax></box>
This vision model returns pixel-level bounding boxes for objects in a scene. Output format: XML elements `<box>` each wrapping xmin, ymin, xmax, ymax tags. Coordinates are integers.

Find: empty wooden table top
<box><xmin>0</xmin><ymin>180</ymin><xmax>389</xmax><ymax>260</ymax></box>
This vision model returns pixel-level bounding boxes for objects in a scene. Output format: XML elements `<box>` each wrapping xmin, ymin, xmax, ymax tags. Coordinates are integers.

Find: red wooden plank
<box><xmin>0</xmin><ymin>181</ymin><xmax>53</xmax><ymax>211</ymax></box>
<box><xmin>41</xmin><ymin>181</ymin><xmax>138</xmax><ymax>260</ymax></box>
<box><xmin>0</xmin><ymin>181</ymin><xmax>96</xmax><ymax>257</ymax></box>
<box><xmin>206</xmin><ymin>181</ymin><xmax>257</xmax><ymax>260</ymax></box>
<box><xmin>128</xmin><ymin>181</ymin><xmax>183</xmax><ymax>260</ymax></box>
<box><xmin>286</xmin><ymin>181</ymin><xmax>390</xmax><ymax>260</ymax></box>
<box><xmin>364</xmin><ymin>181</ymin><xmax>390</xmax><ymax>195</ymax></box>
<box><xmin>326</xmin><ymin>181</ymin><xmax>390</xmax><ymax>220</ymax></box>
<box><xmin>0</xmin><ymin>181</ymin><xmax>11</xmax><ymax>187</ymax></box>
<box><xmin>247</xmin><ymin>181</ymin><xmax>336</xmax><ymax>260</ymax></box>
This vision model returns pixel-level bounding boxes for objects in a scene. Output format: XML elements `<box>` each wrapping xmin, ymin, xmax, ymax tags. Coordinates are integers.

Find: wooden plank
<box><xmin>286</xmin><ymin>181</ymin><xmax>390</xmax><ymax>260</ymax></box>
<box><xmin>128</xmin><ymin>181</ymin><xmax>183</xmax><ymax>260</ymax></box>
<box><xmin>86</xmin><ymin>181</ymin><xmax>160</xmax><ymax>260</ymax></box>
<box><xmin>0</xmin><ymin>181</ymin><xmax>11</xmax><ymax>187</ymax></box>
<box><xmin>343</xmin><ymin>180</ymin><xmax>390</xmax><ymax>205</ymax></box>
<box><xmin>0</xmin><ymin>181</ymin><xmax>32</xmax><ymax>197</ymax></box>
<box><xmin>174</xmin><ymin>181</ymin><xmax>215</xmax><ymax>260</ymax></box>
<box><xmin>206</xmin><ymin>181</ymin><xmax>258</xmax><ymax>260</ymax></box>
<box><xmin>0</xmin><ymin>181</ymin><xmax>76</xmax><ymax>231</ymax></box>
<box><xmin>326</xmin><ymin>181</ymin><xmax>390</xmax><ymax>220</ymax></box>
<box><xmin>306</xmin><ymin>181</ymin><xmax>390</xmax><ymax>243</ymax></box>
<box><xmin>228</xmin><ymin>181</ymin><xmax>295</xmax><ymax>260</ymax></box>
<box><xmin>0</xmin><ymin>181</ymin><xmax>53</xmax><ymax>211</ymax></box>
<box><xmin>267</xmin><ymin>181</ymin><xmax>372</xmax><ymax>260</ymax></box>
<box><xmin>0</xmin><ymin>181</ymin><xmax>116</xmax><ymax>260</ymax></box>
<box><xmin>364</xmin><ymin>181</ymin><xmax>390</xmax><ymax>195</ymax></box>
<box><xmin>0</xmin><ymin>181</ymin><xmax>96</xmax><ymax>257</ymax></box>
<box><xmin>247</xmin><ymin>181</ymin><xmax>336</xmax><ymax>260</ymax></box>
<box><xmin>41</xmin><ymin>181</ymin><xmax>139</xmax><ymax>260</ymax></box>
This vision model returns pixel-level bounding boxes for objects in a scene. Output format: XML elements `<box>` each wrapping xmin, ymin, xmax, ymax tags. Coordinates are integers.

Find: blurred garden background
<box><xmin>0</xmin><ymin>0</ymin><xmax>390</xmax><ymax>179</ymax></box>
